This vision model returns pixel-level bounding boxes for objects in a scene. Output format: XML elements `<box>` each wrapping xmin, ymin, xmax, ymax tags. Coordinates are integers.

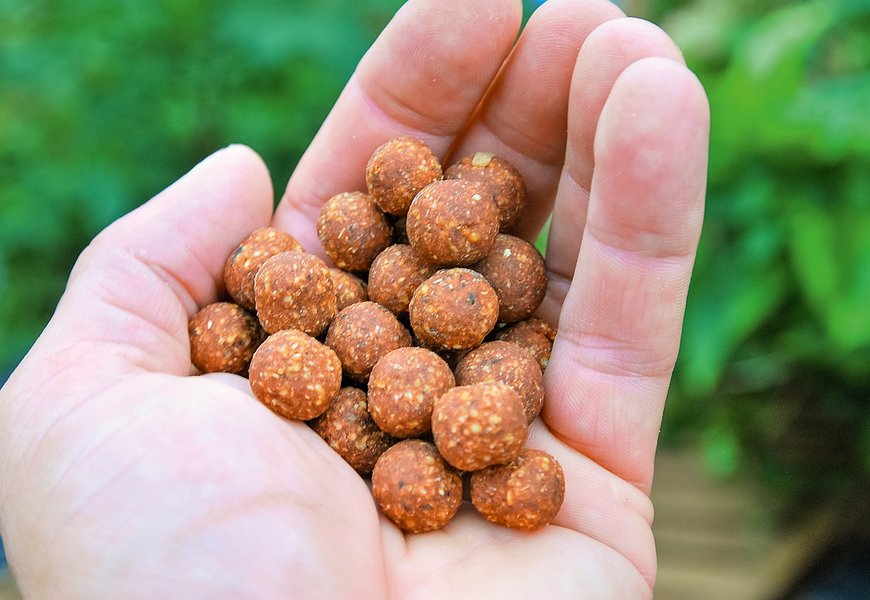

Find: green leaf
<box><xmin>789</xmin><ymin>202</ymin><xmax>870</xmax><ymax>351</ymax></box>
<box><xmin>678</xmin><ymin>250</ymin><xmax>788</xmax><ymax>396</ymax></box>
<box><xmin>788</xmin><ymin>203</ymin><xmax>840</xmax><ymax>310</ymax></box>
<box><xmin>782</xmin><ymin>74</ymin><xmax>870</xmax><ymax>162</ymax></box>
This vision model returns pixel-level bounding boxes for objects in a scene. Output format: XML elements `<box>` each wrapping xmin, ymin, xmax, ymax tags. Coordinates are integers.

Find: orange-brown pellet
<box><xmin>409</xmin><ymin>268</ymin><xmax>499</xmax><ymax>351</ymax></box>
<box><xmin>444</xmin><ymin>153</ymin><xmax>527</xmax><ymax>232</ymax></box>
<box><xmin>316</xmin><ymin>191</ymin><xmax>393</xmax><ymax>271</ymax></box>
<box><xmin>188</xmin><ymin>302</ymin><xmax>265</xmax><ymax>375</ymax></box>
<box><xmin>248</xmin><ymin>329</ymin><xmax>342</xmax><ymax>420</ymax></box>
<box><xmin>406</xmin><ymin>180</ymin><xmax>500</xmax><ymax>267</ymax></box>
<box><xmin>223</xmin><ymin>227</ymin><xmax>303</xmax><ymax>310</ymax></box>
<box><xmin>496</xmin><ymin>318</ymin><xmax>556</xmax><ymax>371</ymax></box>
<box><xmin>474</xmin><ymin>234</ymin><xmax>547</xmax><ymax>323</ymax></box>
<box><xmin>254</xmin><ymin>251</ymin><xmax>336</xmax><ymax>336</ymax></box>
<box><xmin>325</xmin><ymin>301</ymin><xmax>412</xmax><ymax>381</ymax></box>
<box><xmin>431</xmin><ymin>382</ymin><xmax>527</xmax><ymax>472</ymax></box>
<box><xmin>310</xmin><ymin>387</ymin><xmax>393</xmax><ymax>474</ymax></box>
<box><xmin>455</xmin><ymin>341</ymin><xmax>545</xmax><ymax>424</ymax></box>
<box><xmin>368</xmin><ymin>347</ymin><xmax>455</xmax><ymax>438</ymax></box>
<box><xmin>372</xmin><ymin>439</ymin><xmax>462</xmax><ymax>533</ymax></box>
<box><xmin>470</xmin><ymin>448</ymin><xmax>565</xmax><ymax>531</ymax></box>
<box><xmin>328</xmin><ymin>268</ymin><xmax>368</xmax><ymax>312</ymax></box>
<box><xmin>368</xmin><ymin>244</ymin><xmax>436</xmax><ymax>315</ymax></box>
<box><xmin>366</xmin><ymin>137</ymin><xmax>442</xmax><ymax>216</ymax></box>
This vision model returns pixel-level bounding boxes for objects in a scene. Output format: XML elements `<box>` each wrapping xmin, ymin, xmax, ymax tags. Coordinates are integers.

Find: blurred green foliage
<box><xmin>2</xmin><ymin>0</ymin><xmax>869</xmax><ymax>503</ymax></box>
<box><xmin>0</xmin><ymin>0</ymin><xmax>403</xmax><ymax>366</ymax></box>
<box><xmin>656</xmin><ymin>0</ymin><xmax>870</xmax><ymax>502</ymax></box>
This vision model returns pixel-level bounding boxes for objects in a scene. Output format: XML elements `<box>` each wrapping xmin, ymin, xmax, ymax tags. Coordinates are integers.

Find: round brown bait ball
<box><xmin>316</xmin><ymin>191</ymin><xmax>393</xmax><ymax>271</ymax></box>
<box><xmin>455</xmin><ymin>341</ymin><xmax>545</xmax><ymax>424</ymax></box>
<box><xmin>309</xmin><ymin>387</ymin><xmax>393</xmax><ymax>474</ymax></box>
<box><xmin>328</xmin><ymin>268</ymin><xmax>368</xmax><ymax>312</ymax></box>
<box><xmin>474</xmin><ymin>234</ymin><xmax>547</xmax><ymax>323</ymax></box>
<box><xmin>366</xmin><ymin>137</ymin><xmax>442</xmax><ymax>216</ymax></box>
<box><xmin>496</xmin><ymin>318</ymin><xmax>556</xmax><ymax>371</ymax></box>
<box><xmin>249</xmin><ymin>329</ymin><xmax>342</xmax><ymax>420</ymax></box>
<box><xmin>254</xmin><ymin>251</ymin><xmax>336</xmax><ymax>336</ymax></box>
<box><xmin>368</xmin><ymin>347</ymin><xmax>455</xmax><ymax>438</ymax></box>
<box><xmin>444</xmin><ymin>153</ymin><xmax>527</xmax><ymax>232</ymax></box>
<box><xmin>223</xmin><ymin>227</ymin><xmax>304</xmax><ymax>310</ymax></box>
<box><xmin>431</xmin><ymin>381</ymin><xmax>528</xmax><ymax>472</ymax></box>
<box><xmin>188</xmin><ymin>302</ymin><xmax>265</xmax><ymax>375</ymax></box>
<box><xmin>470</xmin><ymin>448</ymin><xmax>566</xmax><ymax>531</ymax></box>
<box><xmin>511</xmin><ymin>316</ymin><xmax>556</xmax><ymax>341</ymax></box>
<box><xmin>368</xmin><ymin>244</ymin><xmax>436</xmax><ymax>315</ymax></box>
<box><xmin>325</xmin><ymin>301</ymin><xmax>412</xmax><ymax>381</ymax></box>
<box><xmin>406</xmin><ymin>180</ymin><xmax>500</xmax><ymax>267</ymax></box>
<box><xmin>372</xmin><ymin>439</ymin><xmax>462</xmax><ymax>534</ymax></box>
<box><xmin>409</xmin><ymin>268</ymin><xmax>499</xmax><ymax>351</ymax></box>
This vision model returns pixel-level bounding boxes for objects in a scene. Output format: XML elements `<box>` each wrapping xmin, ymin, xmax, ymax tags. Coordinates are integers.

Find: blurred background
<box><xmin>1</xmin><ymin>0</ymin><xmax>868</xmax><ymax>597</ymax></box>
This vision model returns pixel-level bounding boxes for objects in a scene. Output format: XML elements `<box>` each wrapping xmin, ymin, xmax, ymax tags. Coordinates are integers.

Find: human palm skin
<box><xmin>0</xmin><ymin>1</ymin><xmax>709</xmax><ymax>598</ymax></box>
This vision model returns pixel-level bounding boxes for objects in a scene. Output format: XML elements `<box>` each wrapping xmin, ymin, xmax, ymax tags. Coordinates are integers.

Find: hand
<box><xmin>0</xmin><ymin>1</ymin><xmax>708</xmax><ymax>597</ymax></box>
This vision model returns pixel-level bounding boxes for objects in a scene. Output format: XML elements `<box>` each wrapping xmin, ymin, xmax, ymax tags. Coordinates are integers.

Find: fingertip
<box><xmin>581</xmin><ymin>17</ymin><xmax>685</xmax><ymax>67</ymax></box>
<box><xmin>605</xmin><ymin>56</ymin><xmax>709</xmax><ymax>130</ymax></box>
<box><xmin>531</xmin><ymin>0</ymin><xmax>625</xmax><ymax>27</ymax></box>
<box><xmin>203</xmin><ymin>144</ymin><xmax>275</xmax><ymax>225</ymax></box>
<box><xmin>595</xmin><ymin>56</ymin><xmax>710</xmax><ymax>204</ymax></box>
<box><xmin>566</xmin><ymin>17</ymin><xmax>690</xmax><ymax>188</ymax></box>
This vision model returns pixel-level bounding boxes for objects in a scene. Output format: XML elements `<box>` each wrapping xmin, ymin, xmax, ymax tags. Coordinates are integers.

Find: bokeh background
<box><xmin>1</xmin><ymin>0</ymin><xmax>869</xmax><ymax>597</ymax></box>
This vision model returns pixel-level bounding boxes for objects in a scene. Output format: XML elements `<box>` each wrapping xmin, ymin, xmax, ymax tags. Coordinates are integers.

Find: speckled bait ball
<box><xmin>444</xmin><ymin>153</ymin><xmax>527</xmax><ymax>232</ymax></box>
<box><xmin>455</xmin><ymin>341</ymin><xmax>545</xmax><ymax>424</ymax></box>
<box><xmin>366</xmin><ymin>137</ymin><xmax>442</xmax><ymax>216</ymax></box>
<box><xmin>254</xmin><ymin>251</ymin><xmax>336</xmax><ymax>336</ymax></box>
<box><xmin>507</xmin><ymin>316</ymin><xmax>556</xmax><ymax>342</ymax></box>
<box><xmin>496</xmin><ymin>318</ymin><xmax>556</xmax><ymax>371</ymax></box>
<box><xmin>248</xmin><ymin>329</ymin><xmax>342</xmax><ymax>420</ymax></box>
<box><xmin>406</xmin><ymin>180</ymin><xmax>500</xmax><ymax>267</ymax></box>
<box><xmin>470</xmin><ymin>448</ymin><xmax>565</xmax><ymax>531</ymax></box>
<box><xmin>325</xmin><ymin>301</ymin><xmax>412</xmax><ymax>381</ymax></box>
<box><xmin>368</xmin><ymin>244</ymin><xmax>436</xmax><ymax>315</ymax></box>
<box><xmin>310</xmin><ymin>387</ymin><xmax>393</xmax><ymax>474</ymax></box>
<box><xmin>372</xmin><ymin>439</ymin><xmax>462</xmax><ymax>533</ymax></box>
<box><xmin>409</xmin><ymin>268</ymin><xmax>499</xmax><ymax>351</ymax></box>
<box><xmin>316</xmin><ymin>191</ymin><xmax>393</xmax><ymax>271</ymax></box>
<box><xmin>474</xmin><ymin>234</ymin><xmax>547</xmax><ymax>323</ymax></box>
<box><xmin>188</xmin><ymin>302</ymin><xmax>265</xmax><ymax>375</ymax></box>
<box><xmin>368</xmin><ymin>347</ymin><xmax>455</xmax><ymax>438</ymax></box>
<box><xmin>328</xmin><ymin>268</ymin><xmax>368</xmax><ymax>312</ymax></box>
<box><xmin>431</xmin><ymin>382</ymin><xmax>528</xmax><ymax>472</ymax></box>
<box><xmin>223</xmin><ymin>227</ymin><xmax>304</xmax><ymax>310</ymax></box>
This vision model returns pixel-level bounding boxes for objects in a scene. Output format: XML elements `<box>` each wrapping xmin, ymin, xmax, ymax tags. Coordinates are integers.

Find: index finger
<box><xmin>272</xmin><ymin>0</ymin><xmax>523</xmax><ymax>255</ymax></box>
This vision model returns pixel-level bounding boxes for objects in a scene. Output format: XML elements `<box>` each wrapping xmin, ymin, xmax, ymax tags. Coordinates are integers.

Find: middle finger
<box><xmin>272</xmin><ymin>0</ymin><xmax>523</xmax><ymax>254</ymax></box>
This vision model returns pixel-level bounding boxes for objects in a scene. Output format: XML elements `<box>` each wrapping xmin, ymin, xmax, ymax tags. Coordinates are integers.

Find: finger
<box><xmin>43</xmin><ymin>145</ymin><xmax>274</xmax><ymax>375</ymax></box>
<box><xmin>273</xmin><ymin>0</ymin><xmax>523</xmax><ymax>254</ymax></box>
<box><xmin>526</xmin><ymin>421</ymin><xmax>657</xmax><ymax>589</ymax></box>
<box><xmin>448</xmin><ymin>0</ymin><xmax>624</xmax><ymax>241</ymax></box>
<box><xmin>544</xmin><ymin>58</ymin><xmax>709</xmax><ymax>492</ymax></box>
<box><xmin>542</xmin><ymin>19</ymin><xmax>685</xmax><ymax>321</ymax></box>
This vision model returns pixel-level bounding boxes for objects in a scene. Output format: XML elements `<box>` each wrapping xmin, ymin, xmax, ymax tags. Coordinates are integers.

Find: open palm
<box><xmin>0</xmin><ymin>1</ymin><xmax>708</xmax><ymax>598</ymax></box>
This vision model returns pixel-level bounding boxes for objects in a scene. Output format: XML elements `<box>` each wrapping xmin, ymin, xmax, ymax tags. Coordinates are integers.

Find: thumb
<box><xmin>29</xmin><ymin>144</ymin><xmax>274</xmax><ymax>377</ymax></box>
<box><xmin>0</xmin><ymin>145</ymin><xmax>273</xmax><ymax>538</ymax></box>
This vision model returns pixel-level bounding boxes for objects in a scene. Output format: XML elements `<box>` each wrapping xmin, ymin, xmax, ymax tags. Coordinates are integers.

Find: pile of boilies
<box><xmin>188</xmin><ymin>137</ymin><xmax>565</xmax><ymax>533</ymax></box>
